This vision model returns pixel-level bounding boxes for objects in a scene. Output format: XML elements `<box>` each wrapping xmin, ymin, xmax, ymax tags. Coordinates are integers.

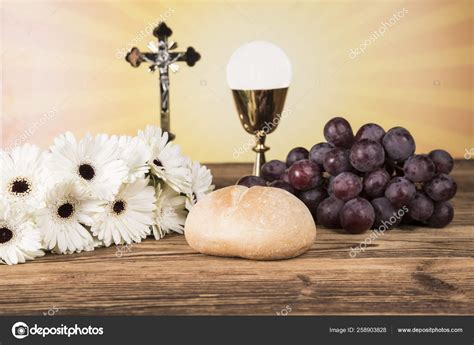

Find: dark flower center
<box><xmin>113</xmin><ymin>200</ymin><xmax>126</xmax><ymax>215</ymax></box>
<box><xmin>0</xmin><ymin>227</ymin><xmax>13</xmax><ymax>244</ymax></box>
<box><xmin>78</xmin><ymin>164</ymin><xmax>95</xmax><ymax>180</ymax></box>
<box><xmin>9</xmin><ymin>177</ymin><xmax>31</xmax><ymax>196</ymax></box>
<box><xmin>57</xmin><ymin>202</ymin><xmax>74</xmax><ymax>219</ymax></box>
<box><xmin>153</xmin><ymin>159</ymin><xmax>163</xmax><ymax>167</ymax></box>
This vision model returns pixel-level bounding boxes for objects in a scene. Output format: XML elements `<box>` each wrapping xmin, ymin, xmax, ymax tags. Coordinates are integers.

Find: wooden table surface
<box><xmin>2</xmin><ymin>161</ymin><xmax>473</xmax><ymax>316</ymax></box>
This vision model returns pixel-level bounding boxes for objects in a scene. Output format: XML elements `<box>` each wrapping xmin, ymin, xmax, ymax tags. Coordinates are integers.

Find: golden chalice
<box><xmin>226</xmin><ymin>41</ymin><xmax>292</xmax><ymax>176</ymax></box>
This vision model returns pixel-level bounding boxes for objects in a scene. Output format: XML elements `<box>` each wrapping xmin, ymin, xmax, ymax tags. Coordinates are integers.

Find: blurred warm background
<box><xmin>1</xmin><ymin>0</ymin><xmax>473</xmax><ymax>162</ymax></box>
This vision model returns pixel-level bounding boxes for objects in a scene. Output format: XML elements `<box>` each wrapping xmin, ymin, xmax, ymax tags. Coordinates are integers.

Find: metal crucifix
<box><xmin>125</xmin><ymin>22</ymin><xmax>201</xmax><ymax>141</ymax></box>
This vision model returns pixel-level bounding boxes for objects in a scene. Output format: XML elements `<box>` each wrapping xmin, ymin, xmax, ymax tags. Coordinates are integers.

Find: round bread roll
<box><xmin>185</xmin><ymin>185</ymin><xmax>316</xmax><ymax>260</ymax></box>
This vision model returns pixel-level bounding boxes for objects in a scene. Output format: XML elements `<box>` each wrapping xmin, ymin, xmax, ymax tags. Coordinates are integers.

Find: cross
<box><xmin>125</xmin><ymin>22</ymin><xmax>201</xmax><ymax>141</ymax></box>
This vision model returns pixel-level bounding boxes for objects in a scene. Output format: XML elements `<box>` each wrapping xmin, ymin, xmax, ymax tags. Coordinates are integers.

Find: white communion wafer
<box><xmin>184</xmin><ymin>185</ymin><xmax>316</xmax><ymax>260</ymax></box>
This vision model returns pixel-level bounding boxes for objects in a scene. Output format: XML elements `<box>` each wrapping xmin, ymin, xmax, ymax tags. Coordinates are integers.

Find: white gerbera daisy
<box><xmin>48</xmin><ymin>132</ymin><xmax>128</xmax><ymax>201</ymax></box>
<box><xmin>137</xmin><ymin>125</ymin><xmax>169</xmax><ymax>148</ymax></box>
<box><xmin>0</xmin><ymin>144</ymin><xmax>49</xmax><ymax>208</ymax></box>
<box><xmin>153</xmin><ymin>184</ymin><xmax>187</xmax><ymax>240</ymax></box>
<box><xmin>115</xmin><ymin>135</ymin><xmax>150</xmax><ymax>183</ymax></box>
<box><xmin>185</xmin><ymin>160</ymin><xmax>214</xmax><ymax>210</ymax></box>
<box><xmin>36</xmin><ymin>180</ymin><xmax>104</xmax><ymax>254</ymax></box>
<box><xmin>91</xmin><ymin>178</ymin><xmax>156</xmax><ymax>246</ymax></box>
<box><xmin>138</xmin><ymin>125</ymin><xmax>190</xmax><ymax>194</ymax></box>
<box><xmin>0</xmin><ymin>200</ymin><xmax>44</xmax><ymax>265</ymax></box>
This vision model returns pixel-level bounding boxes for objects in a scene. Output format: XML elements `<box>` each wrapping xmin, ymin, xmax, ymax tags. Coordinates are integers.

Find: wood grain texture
<box><xmin>1</xmin><ymin>161</ymin><xmax>473</xmax><ymax>316</ymax></box>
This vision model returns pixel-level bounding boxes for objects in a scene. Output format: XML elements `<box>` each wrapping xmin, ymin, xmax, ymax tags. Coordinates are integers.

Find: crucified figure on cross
<box><xmin>125</xmin><ymin>22</ymin><xmax>201</xmax><ymax>141</ymax></box>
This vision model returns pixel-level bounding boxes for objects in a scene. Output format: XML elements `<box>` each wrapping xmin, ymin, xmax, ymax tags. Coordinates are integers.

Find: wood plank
<box><xmin>1</xmin><ymin>161</ymin><xmax>473</xmax><ymax>315</ymax></box>
<box><xmin>1</xmin><ymin>240</ymin><xmax>472</xmax><ymax>315</ymax></box>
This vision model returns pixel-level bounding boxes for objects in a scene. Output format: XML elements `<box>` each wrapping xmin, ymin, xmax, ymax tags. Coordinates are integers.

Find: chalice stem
<box><xmin>253</xmin><ymin>132</ymin><xmax>269</xmax><ymax>176</ymax></box>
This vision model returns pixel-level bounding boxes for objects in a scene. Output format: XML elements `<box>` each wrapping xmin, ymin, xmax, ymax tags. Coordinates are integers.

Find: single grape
<box><xmin>316</xmin><ymin>195</ymin><xmax>345</xmax><ymax>228</ymax></box>
<box><xmin>403</xmin><ymin>154</ymin><xmax>436</xmax><ymax>183</ymax></box>
<box><xmin>426</xmin><ymin>201</ymin><xmax>454</xmax><ymax>228</ymax></box>
<box><xmin>297</xmin><ymin>186</ymin><xmax>327</xmax><ymax>216</ymax></box>
<box><xmin>384</xmin><ymin>177</ymin><xmax>416</xmax><ymax>207</ymax></box>
<box><xmin>261</xmin><ymin>160</ymin><xmax>287</xmax><ymax>182</ymax></box>
<box><xmin>323</xmin><ymin>117</ymin><xmax>354</xmax><ymax>148</ymax></box>
<box><xmin>407</xmin><ymin>192</ymin><xmax>434</xmax><ymax>221</ymax></box>
<box><xmin>363</xmin><ymin>169</ymin><xmax>391</xmax><ymax>198</ymax></box>
<box><xmin>423</xmin><ymin>174</ymin><xmax>457</xmax><ymax>201</ymax></box>
<box><xmin>269</xmin><ymin>180</ymin><xmax>295</xmax><ymax>194</ymax></box>
<box><xmin>331</xmin><ymin>172</ymin><xmax>362</xmax><ymax>201</ymax></box>
<box><xmin>429</xmin><ymin>149</ymin><xmax>454</xmax><ymax>174</ymax></box>
<box><xmin>309</xmin><ymin>142</ymin><xmax>333</xmax><ymax>167</ymax></box>
<box><xmin>355</xmin><ymin>123</ymin><xmax>386</xmax><ymax>143</ymax></box>
<box><xmin>237</xmin><ymin>175</ymin><xmax>267</xmax><ymax>187</ymax></box>
<box><xmin>339</xmin><ymin>197</ymin><xmax>375</xmax><ymax>234</ymax></box>
<box><xmin>323</xmin><ymin>148</ymin><xmax>352</xmax><ymax>176</ymax></box>
<box><xmin>349</xmin><ymin>139</ymin><xmax>385</xmax><ymax>172</ymax></box>
<box><xmin>371</xmin><ymin>197</ymin><xmax>401</xmax><ymax>230</ymax></box>
<box><xmin>286</xmin><ymin>147</ymin><xmax>309</xmax><ymax>167</ymax></box>
<box><xmin>382</xmin><ymin>127</ymin><xmax>416</xmax><ymax>161</ymax></box>
<box><xmin>288</xmin><ymin>159</ymin><xmax>322</xmax><ymax>191</ymax></box>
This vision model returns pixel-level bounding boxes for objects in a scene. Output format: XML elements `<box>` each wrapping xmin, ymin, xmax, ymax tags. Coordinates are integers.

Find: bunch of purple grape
<box><xmin>237</xmin><ymin>117</ymin><xmax>457</xmax><ymax>234</ymax></box>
